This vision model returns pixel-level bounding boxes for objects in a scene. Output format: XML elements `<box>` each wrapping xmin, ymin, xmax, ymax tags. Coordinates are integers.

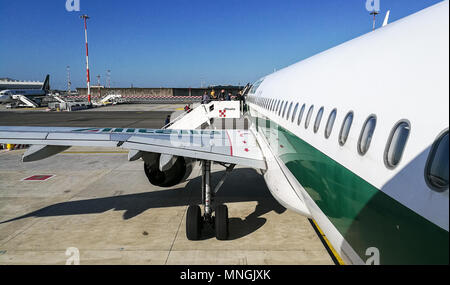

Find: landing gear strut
<box><xmin>186</xmin><ymin>160</ymin><xmax>234</xmax><ymax>241</ymax></box>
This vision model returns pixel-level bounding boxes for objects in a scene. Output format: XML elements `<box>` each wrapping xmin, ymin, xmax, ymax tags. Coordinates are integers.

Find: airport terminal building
<box><xmin>0</xmin><ymin>78</ymin><xmax>43</xmax><ymax>91</ymax></box>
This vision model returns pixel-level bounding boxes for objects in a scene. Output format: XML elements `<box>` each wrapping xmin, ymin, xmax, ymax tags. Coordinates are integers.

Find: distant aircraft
<box><xmin>0</xmin><ymin>1</ymin><xmax>448</xmax><ymax>265</ymax></box>
<box><xmin>0</xmin><ymin>75</ymin><xmax>50</xmax><ymax>106</ymax></box>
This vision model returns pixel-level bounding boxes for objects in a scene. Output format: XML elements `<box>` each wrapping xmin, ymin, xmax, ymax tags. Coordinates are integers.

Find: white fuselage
<box><xmin>247</xmin><ymin>1</ymin><xmax>449</xmax><ymax>265</ymax></box>
<box><xmin>0</xmin><ymin>89</ymin><xmax>46</xmax><ymax>104</ymax></box>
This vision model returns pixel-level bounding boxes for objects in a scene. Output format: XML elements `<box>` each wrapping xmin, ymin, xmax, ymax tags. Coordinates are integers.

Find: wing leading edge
<box><xmin>0</xmin><ymin>126</ymin><xmax>266</xmax><ymax>170</ymax></box>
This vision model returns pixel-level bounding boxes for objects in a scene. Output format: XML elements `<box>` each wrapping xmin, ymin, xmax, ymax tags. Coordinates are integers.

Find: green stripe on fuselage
<box><xmin>251</xmin><ymin>110</ymin><xmax>449</xmax><ymax>265</ymax></box>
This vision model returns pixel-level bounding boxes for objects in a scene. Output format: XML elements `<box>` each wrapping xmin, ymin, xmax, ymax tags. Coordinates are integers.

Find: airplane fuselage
<box><xmin>247</xmin><ymin>1</ymin><xmax>449</xmax><ymax>265</ymax></box>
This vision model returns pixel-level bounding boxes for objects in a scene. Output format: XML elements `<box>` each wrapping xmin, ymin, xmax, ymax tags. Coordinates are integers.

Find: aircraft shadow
<box><xmin>0</xmin><ymin>168</ymin><xmax>286</xmax><ymax>241</ymax></box>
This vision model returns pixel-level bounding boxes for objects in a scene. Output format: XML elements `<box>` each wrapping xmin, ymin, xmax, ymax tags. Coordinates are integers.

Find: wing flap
<box><xmin>0</xmin><ymin>126</ymin><xmax>267</xmax><ymax>170</ymax></box>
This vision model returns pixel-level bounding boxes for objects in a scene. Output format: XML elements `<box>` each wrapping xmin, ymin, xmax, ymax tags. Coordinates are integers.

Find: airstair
<box><xmin>11</xmin><ymin>95</ymin><xmax>39</xmax><ymax>108</ymax></box>
<box><xmin>164</xmin><ymin>101</ymin><xmax>241</xmax><ymax>130</ymax></box>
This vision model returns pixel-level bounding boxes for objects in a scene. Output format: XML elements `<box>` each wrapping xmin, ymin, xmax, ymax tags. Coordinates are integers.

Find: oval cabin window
<box><xmin>305</xmin><ymin>106</ymin><xmax>314</xmax><ymax>129</ymax></box>
<box><xmin>282</xmin><ymin>101</ymin><xmax>289</xmax><ymax>118</ymax></box>
<box><xmin>339</xmin><ymin>112</ymin><xmax>354</xmax><ymax>146</ymax></box>
<box><xmin>385</xmin><ymin>121</ymin><xmax>411</xmax><ymax>169</ymax></box>
<box><xmin>286</xmin><ymin>102</ymin><xmax>293</xmax><ymax>120</ymax></box>
<box><xmin>325</xmin><ymin>109</ymin><xmax>337</xmax><ymax>139</ymax></box>
<box><xmin>292</xmin><ymin>103</ymin><xmax>299</xmax><ymax>123</ymax></box>
<box><xmin>297</xmin><ymin>104</ymin><xmax>306</xmax><ymax>126</ymax></box>
<box><xmin>314</xmin><ymin>107</ymin><xmax>324</xmax><ymax>133</ymax></box>
<box><xmin>425</xmin><ymin>131</ymin><xmax>449</xmax><ymax>192</ymax></box>
<box><xmin>279</xmin><ymin>101</ymin><xmax>285</xmax><ymax>116</ymax></box>
<box><xmin>358</xmin><ymin>115</ymin><xmax>377</xmax><ymax>155</ymax></box>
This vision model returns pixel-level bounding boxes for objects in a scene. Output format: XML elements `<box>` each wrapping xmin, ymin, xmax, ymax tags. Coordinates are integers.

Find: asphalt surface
<box><xmin>0</xmin><ymin>111</ymin><xmax>171</xmax><ymax>129</ymax></box>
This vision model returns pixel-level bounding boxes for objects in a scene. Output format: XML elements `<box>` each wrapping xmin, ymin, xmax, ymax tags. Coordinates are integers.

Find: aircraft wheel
<box><xmin>215</xmin><ymin>205</ymin><xmax>229</xmax><ymax>240</ymax></box>
<box><xmin>186</xmin><ymin>205</ymin><xmax>202</xmax><ymax>241</ymax></box>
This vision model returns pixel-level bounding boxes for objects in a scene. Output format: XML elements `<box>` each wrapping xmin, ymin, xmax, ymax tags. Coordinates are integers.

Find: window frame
<box><xmin>384</xmin><ymin>120</ymin><xmax>411</xmax><ymax>169</ymax></box>
<box><xmin>297</xmin><ymin>104</ymin><xmax>306</xmax><ymax>126</ymax></box>
<box><xmin>357</xmin><ymin>114</ymin><xmax>377</xmax><ymax>156</ymax></box>
<box><xmin>339</xmin><ymin>111</ymin><xmax>354</xmax><ymax>146</ymax></box>
<box><xmin>291</xmin><ymin>103</ymin><xmax>299</xmax><ymax>123</ymax></box>
<box><xmin>325</xmin><ymin>109</ymin><xmax>337</xmax><ymax>139</ymax></box>
<box><xmin>314</xmin><ymin>107</ymin><xmax>325</xmax><ymax>133</ymax></box>
<box><xmin>424</xmin><ymin>129</ymin><xmax>449</xmax><ymax>192</ymax></box>
<box><xmin>305</xmin><ymin>105</ymin><xmax>314</xmax><ymax>129</ymax></box>
<box><xmin>286</xmin><ymin>102</ymin><xmax>293</xmax><ymax>120</ymax></box>
<box><xmin>279</xmin><ymin>101</ymin><xmax>285</xmax><ymax>116</ymax></box>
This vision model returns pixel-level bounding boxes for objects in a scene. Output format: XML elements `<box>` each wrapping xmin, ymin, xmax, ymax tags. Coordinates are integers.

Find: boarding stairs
<box><xmin>11</xmin><ymin>95</ymin><xmax>39</xmax><ymax>108</ymax></box>
<box><xmin>164</xmin><ymin>101</ymin><xmax>241</xmax><ymax>130</ymax></box>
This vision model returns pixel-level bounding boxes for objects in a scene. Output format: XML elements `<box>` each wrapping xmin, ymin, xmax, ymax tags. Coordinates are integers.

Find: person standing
<box><xmin>226</xmin><ymin>92</ymin><xmax>231</xmax><ymax>101</ymax></box>
<box><xmin>202</xmin><ymin>91</ymin><xmax>210</xmax><ymax>104</ymax></box>
<box><xmin>219</xmin><ymin>89</ymin><xmax>226</xmax><ymax>101</ymax></box>
<box><xmin>164</xmin><ymin>115</ymin><xmax>171</xmax><ymax>127</ymax></box>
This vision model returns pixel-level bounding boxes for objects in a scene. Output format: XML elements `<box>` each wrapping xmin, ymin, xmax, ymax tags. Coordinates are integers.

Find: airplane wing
<box><xmin>0</xmin><ymin>126</ymin><xmax>266</xmax><ymax>170</ymax></box>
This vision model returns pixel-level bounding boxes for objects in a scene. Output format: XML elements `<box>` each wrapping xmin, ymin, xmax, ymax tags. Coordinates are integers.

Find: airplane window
<box><xmin>314</xmin><ymin>107</ymin><xmax>324</xmax><ymax>133</ymax></box>
<box><xmin>286</xmin><ymin>102</ymin><xmax>293</xmax><ymax>120</ymax></box>
<box><xmin>283</xmin><ymin>102</ymin><xmax>290</xmax><ymax>119</ymax></box>
<box><xmin>305</xmin><ymin>105</ymin><xmax>314</xmax><ymax>129</ymax></box>
<box><xmin>292</xmin><ymin>103</ymin><xmax>299</xmax><ymax>123</ymax></box>
<box><xmin>325</xmin><ymin>109</ymin><xmax>337</xmax><ymax>139</ymax></box>
<box><xmin>425</xmin><ymin>131</ymin><xmax>449</xmax><ymax>192</ymax></box>
<box><xmin>249</xmin><ymin>78</ymin><xmax>264</xmax><ymax>94</ymax></box>
<box><xmin>385</xmin><ymin>121</ymin><xmax>411</xmax><ymax>169</ymax></box>
<box><xmin>339</xmin><ymin>112</ymin><xmax>354</xmax><ymax>146</ymax></box>
<box><xmin>297</xmin><ymin>104</ymin><xmax>306</xmax><ymax>126</ymax></box>
<box><xmin>279</xmin><ymin>101</ymin><xmax>285</xmax><ymax>116</ymax></box>
<box><xmin>358</xmin><ymin>115</ymin><xmax>377</xmax><ymax>155</ymax></box>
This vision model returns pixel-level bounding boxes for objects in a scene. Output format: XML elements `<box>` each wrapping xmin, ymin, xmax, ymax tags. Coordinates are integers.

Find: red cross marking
<box><xmin>219</xmin><ymin>110</ymin><xmax>227</xmax><ymax>118</ymax></box>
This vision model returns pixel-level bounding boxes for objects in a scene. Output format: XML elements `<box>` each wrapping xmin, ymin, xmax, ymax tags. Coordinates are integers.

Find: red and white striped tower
<box><xmin>81</xmin><ymin>15</ymin><xmax>91</xmax><ymax>104</ymax></box>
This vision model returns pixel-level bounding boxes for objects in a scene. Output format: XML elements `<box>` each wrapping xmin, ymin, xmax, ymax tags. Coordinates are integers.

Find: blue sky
<box><xmin>0</xmin><ymin>0</ymin><xmax>443</xmax><ymax>89</ymax></box>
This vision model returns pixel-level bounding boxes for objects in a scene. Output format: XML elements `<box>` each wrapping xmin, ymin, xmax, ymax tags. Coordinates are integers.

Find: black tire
<box><xmin>215</xmin><ymin>205</ymin><xmax>229</xmax><ymax>240</ymax></box>
<box><xmin>186</xmin><ymin>205</ymin><xmax>202</xmax><ymax>241</ymax></box>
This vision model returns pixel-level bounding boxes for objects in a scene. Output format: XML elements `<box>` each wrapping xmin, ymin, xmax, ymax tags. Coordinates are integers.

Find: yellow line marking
<box><xmin>151</xmin><ymin>105</ymin><xmax>170</xmax><ymax>110</ymax></box>
<box><xmin>312</xmin><ymin>219</ymin><xmax>346</xmax><ymax>265</ymax></box>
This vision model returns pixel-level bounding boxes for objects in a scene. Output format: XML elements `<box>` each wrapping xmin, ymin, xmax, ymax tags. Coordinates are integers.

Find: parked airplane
<box><xmin>0</xmin><ymin>75</ymin><xmax>50</xmax><ymax>106</ymax></box>
<box><xmin>0</xmin><ymin>1</ymin><xmax>448</xmax><ymax>265</ymax></box>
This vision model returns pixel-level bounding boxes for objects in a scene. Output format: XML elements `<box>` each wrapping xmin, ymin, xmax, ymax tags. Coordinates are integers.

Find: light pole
<box><xmin>66</xmin><ymin>65</ymin><xmax>71</xmax><ymax>94</ymax></box>
<box><xmin>107</xmin><ymin>70</ymin><xmax>111</xmax><ymax>88</ymax></box>
<box><xmin>370</xmin><ymin>11</ymin><xmax>379</xmax><ymax>31</ymax></box>
<box><xmin>81</xmin><ymin>15</ymin><xmax>91</xmax><ymax>104</ymax></box>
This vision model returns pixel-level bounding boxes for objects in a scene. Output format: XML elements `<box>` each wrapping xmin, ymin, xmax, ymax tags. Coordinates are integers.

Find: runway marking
<box><xmin>22</xmin><ymin>175</ymin><xmax>55</xmax><ymax>182</ymax></box>
<box><xmin>151</xmin><ymin>105</ymin><xmax>171</xmax><ymax>111</ymax></box>
<box><xmin>309</xmin><ymin>219</ymin><xmax>345</xmax><ymax>265</ymax></box>
<box><xmin>62</xmin><ymin>151</ymin><xmax>129</xmax><ymax>154</ymax></box>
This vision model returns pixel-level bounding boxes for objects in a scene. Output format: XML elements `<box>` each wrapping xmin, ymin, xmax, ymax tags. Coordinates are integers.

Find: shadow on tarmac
<box><xmin>1</xmin><ymin>168</ymin><xmax>286</xmax><ymax>240</ymax></box>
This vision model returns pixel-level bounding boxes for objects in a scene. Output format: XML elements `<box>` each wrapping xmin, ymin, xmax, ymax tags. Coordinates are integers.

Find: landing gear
<box><xmin>186</xmin><ymin>205</ymin><xmax>202</xmax><ymax>241</ymax></box>
<box><xmin>215</xmin><ymin>204</ymin><xmax>229</xmax><ymax>240</ymax></box>
<box><xmin>186</xmin><ymin>160</ymin><xmax>234</xmax><ymax>241</ymax></box>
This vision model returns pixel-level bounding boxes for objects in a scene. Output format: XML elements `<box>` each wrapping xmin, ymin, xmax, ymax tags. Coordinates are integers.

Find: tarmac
<box><xmin>0</xmin><ymin>104</ymin><xmax>334</xmax><ymax>265</ymax></box>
